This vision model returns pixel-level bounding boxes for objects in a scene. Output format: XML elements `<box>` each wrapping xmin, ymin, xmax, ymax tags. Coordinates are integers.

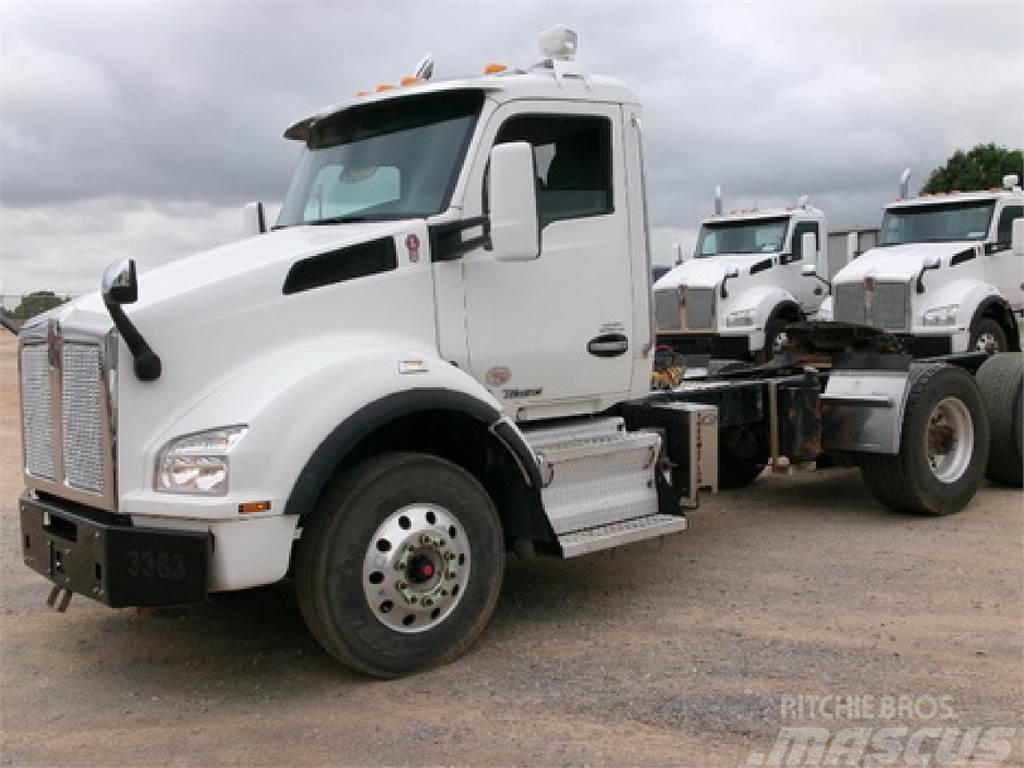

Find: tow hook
<box><xmin>46</xmin><ymin>585</ymin><xmax>73</xmax><ymax>613</ymax></box>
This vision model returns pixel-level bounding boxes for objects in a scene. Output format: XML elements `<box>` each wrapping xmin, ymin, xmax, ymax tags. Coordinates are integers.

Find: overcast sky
<box><xmin>1</xmin><ymin>0</ymin><xmax>1021</xmax><ymax>295</ymax></box>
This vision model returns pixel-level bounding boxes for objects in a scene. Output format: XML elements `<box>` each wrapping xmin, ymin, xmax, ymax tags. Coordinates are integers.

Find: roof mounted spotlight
<box><xmin>539</xmin><ymin>25</ymin><xmax>577</xmax><ymax>61</ymax></box>
<box><xmin>1002</xmin><ymin>174</ymin><xmax>1019</xmax><ymax>191</ymax></box>
<box><xmin>797</xmin><ymin>194</ymin><xmax>809</xmax><ymax>208</ymax></box>
<box><xmin>413</xmin><ymin>54</ymin><xmax>434</xmax><ymax>81</ymax></box>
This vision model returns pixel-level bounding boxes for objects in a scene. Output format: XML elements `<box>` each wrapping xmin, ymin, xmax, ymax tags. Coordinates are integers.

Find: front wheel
<box><xmin>968</xmin><ymin>317</ymin><xmax>1008</xmax><ymax>353</ymax></box>
<box><xmin>858</xmin><ymin>364</ymin><xmax>989</xmax><ymax>515</ymax></box>
<box><xmin>295</xmin><ymin>453</ymin><xmax>504</xmax><ymax>677</ymax></box>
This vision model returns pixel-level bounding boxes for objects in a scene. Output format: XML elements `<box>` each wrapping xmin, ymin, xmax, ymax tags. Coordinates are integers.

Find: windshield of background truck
<box><xmin>277</xmin><ymin>90</ymin><xmax>484</xmax><ymax>227</ymax></box>
<box><xmin>879</xmin><ymin>200</ymin><xmax>995</xmax><ymax>246</ymax></box>
<box><xmin>696</xmin><ymin>217</ymin><xmax>789</xmax><ymax>257</ymax></box>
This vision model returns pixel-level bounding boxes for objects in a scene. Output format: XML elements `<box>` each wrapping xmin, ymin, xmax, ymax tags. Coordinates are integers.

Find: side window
<box><xmin>790</xmin><ymin>222</ymin><xmax>819</xmax><ymax>262</ymax></box>
<box><xmin>996</xmin><ymin>205</ymin><xmax>1023</xmax><ymax>245</ymax></box>
<box><xmin>494</xmin><ymin>115</ymin><xmax>613</xmax><ymax>226</ymax></box>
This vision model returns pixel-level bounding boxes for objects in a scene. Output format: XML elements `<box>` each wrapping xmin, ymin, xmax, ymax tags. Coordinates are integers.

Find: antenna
<box><xmin>899</xmin><ymin>167</ymin><xmax>912</xmax><ymax>199</ymax></box>
<box><xmin>414</xmin><ymin>54</ymin><xmax>434</xmax><ymax>81</ymax></box>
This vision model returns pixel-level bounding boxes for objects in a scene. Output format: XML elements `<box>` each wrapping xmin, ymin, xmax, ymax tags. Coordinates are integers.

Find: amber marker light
<box><xmin>239</xmin><ymin>501</ymin><xmax>272</xmax><ymax>514</ymax></box>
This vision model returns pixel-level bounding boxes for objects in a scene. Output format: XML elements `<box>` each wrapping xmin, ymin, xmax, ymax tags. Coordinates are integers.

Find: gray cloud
<box><xmin>1</xmin><ymin>1</ymin><xmax>1021</xmax><ymax>291</ymax></box>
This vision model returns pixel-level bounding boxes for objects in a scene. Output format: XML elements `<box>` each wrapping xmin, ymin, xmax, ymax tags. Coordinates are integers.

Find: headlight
<box><xmin>155</xmin><ymin>425</ymin><xmax>248</xmax><ymax>495</ymax></box>
<box><xmin>922</xmin><ymin>305</ymin><xmax>958</xmax><ymax>327</ymax></box>
<box><xmin>726</xmin><ymin>309</ymin><xmax>756</xmax><ymax>327</ymax></box>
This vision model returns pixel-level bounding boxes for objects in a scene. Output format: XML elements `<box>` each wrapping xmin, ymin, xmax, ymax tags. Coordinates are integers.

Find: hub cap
<box><xmin>973</xmin><ymin>332</ymin><xmax>1001</xmax><ymax>353</ymax></box>
<box><xmin>362</xmin><ymin>503</ymin><xmax>470</xmax><ymax>634</ymax></box>
<box><xmin>924</xmin><ymin>397</ymin><xmax>973</xmax><ymax>483</ymax></box>
<box><xmin>771</xmin><ymin>330</ymin><xmax>789</xmax><ymax>356</ymax></box>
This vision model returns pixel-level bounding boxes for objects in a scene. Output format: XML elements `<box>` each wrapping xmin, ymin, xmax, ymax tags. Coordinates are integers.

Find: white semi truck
<box><xmin>818</xmin><ymin>174</ymin><xmax>1024</xmax><ymax>356</ymax></box>
<box><xmin>654</xmin><ymin>197</ymin><xmax>828</xmax><ymax>360</ymax></box>
<box><xmin>13</xmin><ymin>28</ymin><xmax>1021</xmax><ymax>677</ymax></box>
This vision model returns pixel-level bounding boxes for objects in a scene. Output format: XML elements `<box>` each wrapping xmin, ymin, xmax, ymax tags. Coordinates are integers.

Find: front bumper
<box><xmin>19</xmin><ymin>493</ymin><xmax>209</xmax><ymax>608</ymax></box>
<box><xmin>657</xmin><ymin>333</ymin><xmax>752</xmax><ymax>359</ymax></box>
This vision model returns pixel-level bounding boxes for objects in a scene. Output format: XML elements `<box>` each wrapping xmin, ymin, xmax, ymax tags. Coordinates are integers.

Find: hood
<box><xmin>64</xmin><ymin>221</ymin><xmax>415</xmax><ymax>322</ymax></box>
<box><xmin>654</xmin><ymin>254</ymin><xmax>772</xmax><ymax>290</ymax></box>
<box><xmin>834</xmin><ymin>241</ymin><xmax>980</xmax><ymax>284</ymax></box>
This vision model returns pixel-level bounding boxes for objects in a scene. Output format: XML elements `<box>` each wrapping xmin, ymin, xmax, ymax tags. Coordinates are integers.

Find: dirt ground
<box><xmin>0</xmin><ymin>330</ymin><xmax>1021</xmax><ymax>767</ymax></box>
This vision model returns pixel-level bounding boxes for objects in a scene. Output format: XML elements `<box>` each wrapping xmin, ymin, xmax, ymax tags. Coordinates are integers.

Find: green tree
<box><xmin>921</xmin><ymin>143</ymin><xmax>1023</xmax><ymax>194</ymax></box>
<box><xmin>10</xmin><ymin>291</ymin><xmax>70</xmax><ymax>321</ymax></box>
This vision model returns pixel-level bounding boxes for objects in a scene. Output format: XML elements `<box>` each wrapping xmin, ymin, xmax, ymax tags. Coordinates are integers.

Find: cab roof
<box><xmin>284</xmin><ymin>66</ymin><xmax>639</xmax><ymax>142</ymax></box>
<box><xmin>886</xmin><ymin>187</ymin><xmax>1024</xmax><ymax>209</ymax></box>
<box><xmin>700</xmin><ymin>205</ymin><xmax>824</xmax><ymax>225</ymax></box>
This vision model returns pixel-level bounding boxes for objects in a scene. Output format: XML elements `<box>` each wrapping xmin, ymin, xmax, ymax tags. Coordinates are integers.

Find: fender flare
<box><xmin>969</xmin><ymin>295</ymin><xmax>1020</xmax><ymax>350</ymax></box>
<box><xmin>283</xmin><ymin>388</ymin><xmax>551</xmax><ymax>540</ymax></box>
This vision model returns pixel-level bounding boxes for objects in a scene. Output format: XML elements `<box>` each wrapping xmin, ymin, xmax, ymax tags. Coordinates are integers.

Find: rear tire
<box><xmin>969</xmin><ymin>317</ymin><xmax>1008</xmax><ymax>353</ymax></box>
<box><xmin>976</xmin><ymin>352</ymin><xmax>1023</xmax><ymax>486</ymax></box>
<box><xmin>295</xmin><ymin>453</ymin><xmax>504</xmax><ymax>677</ymax></box>
<box><xmin>858</xmin><ymin>364</ymin><xmax>989</xmax><ymax>515</ymax></box>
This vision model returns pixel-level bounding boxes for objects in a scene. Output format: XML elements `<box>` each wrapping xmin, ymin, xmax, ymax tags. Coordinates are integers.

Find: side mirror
<box><xmin>801</xmin><ymin>262</ymin><xmax>832</xmax><ymax>295</ymax></box>
<box><xmin>1013</xmin><ymin>218</ymin><xmax>1024</xmax><ymax>256</ymax></box>
<box><xmin>488</xmin><ymin>142</ymin><xmax>539</xmax><ymax>262</ymax></box>
<box><xmin>801</xmin><ymin>231</ymin><xmax>819</xmax><ymax>270</ymax></box>
<box><xmin>243</xmin><ymin>201</ymin><xmax>267</xmax><ymax>236</ymax></box>
<box><xmin>846</xmin><ymin>231</ymin><xmax>859</xmax><ymax>264</ymax></box>
<box><xmin>101</xmin><ymin>258</ymin><xmax>138</xmax><ymax>305</ymax></box>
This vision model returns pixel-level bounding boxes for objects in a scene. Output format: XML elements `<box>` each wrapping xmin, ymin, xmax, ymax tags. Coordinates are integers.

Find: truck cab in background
<box><xmin>820</xmin><ymin>175</ymin><xmax>1024</xmax><ymax>355</ymax></box>
<box><xmin>654</xmin><ymin>197</ymin><xmax>827</xmax><ymax>360</ymax></box>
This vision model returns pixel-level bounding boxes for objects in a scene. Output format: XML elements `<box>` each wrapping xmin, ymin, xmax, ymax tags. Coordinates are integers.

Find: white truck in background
<box><xmin>818</xmin><ymin>172</ymin><xmax>1024</xmax><ymax>355</ymax></box>
<box><xmin>654</xmin><ymin>193</ymin><xmax>827</xmax><ymax>360</ymax></box>
<box><xmin>11</xmin><ymin>28</ymin><xmax>1019</xmax><ymax>678</ymax></box>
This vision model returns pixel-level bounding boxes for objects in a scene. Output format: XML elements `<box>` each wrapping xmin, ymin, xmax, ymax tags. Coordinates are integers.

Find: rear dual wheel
<box><xmin>858</xmin><ymin>364</ymin><xmax>989</xmax><ymax>515</ymax></box>
<box><xmin>295</xmin><ymin>453</ymin><xmax>504</xmax><ymax>678</ymax></box>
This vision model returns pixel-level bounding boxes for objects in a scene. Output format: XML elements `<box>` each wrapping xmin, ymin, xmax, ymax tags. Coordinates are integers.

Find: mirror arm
<box><xmin>104</xmin><ymin>298</ymin><xmax>162</xmax><ymax>381</ymax></box>
<box><xmin>915</xmin><ymin>262</ymin><xmax>939</xmax><ymax>294</ymax></box>
<box><xmin>720</xmin><ymin>273</ymin><xmax>734</xmax><ymax>299</ymax></box>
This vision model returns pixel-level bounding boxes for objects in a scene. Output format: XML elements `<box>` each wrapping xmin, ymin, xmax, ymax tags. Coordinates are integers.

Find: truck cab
<box><xmin>821</xmin><ymin>178</ymin><xmax>1024</xmax><ymax>355</ymax></box>
<box><xmin>653</xmin><ymin>201</ymin><xmax>827</xmax><ymax>360</ymax></box>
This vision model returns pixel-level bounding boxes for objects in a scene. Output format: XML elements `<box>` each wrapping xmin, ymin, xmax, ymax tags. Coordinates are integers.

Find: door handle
<box><xmin>587</xmin><ymin>333</ymin><xmax>629</xmax><ymax>357</ymax></box>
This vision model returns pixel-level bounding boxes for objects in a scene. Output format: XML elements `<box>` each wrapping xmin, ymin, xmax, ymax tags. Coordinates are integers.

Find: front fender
<box><xmin>121</xmin><ymin>334</ymin><xmax>512</xmax><ymax>519</ymax></box>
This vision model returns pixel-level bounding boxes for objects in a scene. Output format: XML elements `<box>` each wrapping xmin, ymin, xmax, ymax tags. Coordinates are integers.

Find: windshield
<box><xmin>696</xmin><ymin>216</ymin><xmax>789</xmax><ymax>257</ymax></box>
<box><xmin>879</xmin><ymin>200</ymin><xmax>995</xmax><ymax>246</ymax></box>
<box><xmin>277</xmin><ymin>90</ymin><xmax>484</xmax><ymax>227</ymax></box>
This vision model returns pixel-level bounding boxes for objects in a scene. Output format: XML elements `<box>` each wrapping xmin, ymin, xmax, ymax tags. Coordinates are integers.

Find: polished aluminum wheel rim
<box><xmin>974</xmin><ymin>332</ymin><xmax>1000</xmax><ymax>352</ymax></box>
<box><xmin>362</xmin><ymin>503</ymin><xmax>470</xmax><ymax>634</ymax></box>
<box><xmin>772</xmin><ymin>330</ymin><xmax>789</xmax><ymax>356</ymax></box>
<box><xmin>925</xmin><ymin>397</ymin><xmax>973</xmax><ymax>483</ymax></box>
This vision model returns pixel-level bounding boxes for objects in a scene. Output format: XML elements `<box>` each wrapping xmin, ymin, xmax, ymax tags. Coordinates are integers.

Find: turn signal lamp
<box><xmin>239</xmin><ymin>501</ymin><xmax>272</xmax><ymax>514</ymax></box>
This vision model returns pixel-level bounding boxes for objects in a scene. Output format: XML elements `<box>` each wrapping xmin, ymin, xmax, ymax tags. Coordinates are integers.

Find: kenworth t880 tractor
<box><xmin>654</xmin><ymin>194</ymin><xmax>828</xmax><ymax>360</ymax></box>
<box><xmin>820</xmin><ymin>173</ymin><xmax>1024</xmax><ymax>355</ymax></box>
<box><xmin>14</xmin><ymin>28</ymin><xmax>1019</xmax><ymax>677</ymax></box>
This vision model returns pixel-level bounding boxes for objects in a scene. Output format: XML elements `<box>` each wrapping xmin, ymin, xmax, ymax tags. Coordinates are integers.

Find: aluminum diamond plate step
<box><xmin>558</xmin><ymin>514</ymin><xmax>688</xmax><ymax>558</ymax></box>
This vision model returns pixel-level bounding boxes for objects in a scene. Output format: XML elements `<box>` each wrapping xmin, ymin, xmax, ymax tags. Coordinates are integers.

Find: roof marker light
<box><xmin>400</xmin><ymin>76</ymin><xmax>420</xmax><ymax>86</ymax></box>
<box><xmin>484</xmin><ymin>63</ymin><xmax>508</xmax><ymax>74</ymax></box>
<box><xmin>376</xmin><ymin>84</ymin><xmax>396</xmax><ymax>92</ymax></box>
<box><xmin>355</xmin><ymin>91</ymin><xmax>369</xmax><ymax>97</ymax></box>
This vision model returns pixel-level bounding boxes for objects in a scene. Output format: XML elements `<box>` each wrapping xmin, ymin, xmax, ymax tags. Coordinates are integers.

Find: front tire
<box><xmin>858</xmin><ymin>364</ymin><xmax>989</xmax><ymax>515</ymax></box>
<box><xmin>295</xmin><ymin>453</ymin><xmax>504</xmax><ymax>677</ymax></box>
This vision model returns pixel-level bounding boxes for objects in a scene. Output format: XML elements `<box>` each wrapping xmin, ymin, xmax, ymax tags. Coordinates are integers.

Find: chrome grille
<box><xmin>834</xmin><ymin>281</ymin><xmax>909</xmax><ymax>331</ymax></box>
<box><xmin>654</xmin><ymin>288</ymin><xmax>682</xmax><ymax>331</ymax></box>
<box><xmin>20</xmin><ymin>345</ymin><xmax>55</xmax><ymax>480</ymax></box>
<box><xmin>61</xmin><ymin>343</ymin><xmax>105</xmax><ymax>493</ymax></box>
<box><xmin>19</xmin><ymin>329</ymin><xmax>114</xmax><ymax>508</ymax></box>
<box><xmin>873</xmin><ymin>283</ymin><xmax>909</xmax><ymax>330</ymax></box>
<box><xmin>685</xmin><ymin>288</ymin><xmax>715</xmax><ymax>330</ymax></box>
<box><xmin>834</xmin><ymin>284</ymin><xmax>866</xmax><ymax>325</ymax></box>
